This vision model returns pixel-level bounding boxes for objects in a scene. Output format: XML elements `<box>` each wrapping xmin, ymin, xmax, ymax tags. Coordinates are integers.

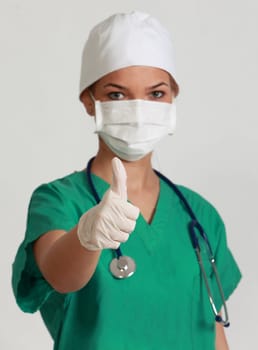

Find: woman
<box><xmin>12</xmin><ymin>11</ymin><xmax>241</xmax><ymax>350</ymax></box>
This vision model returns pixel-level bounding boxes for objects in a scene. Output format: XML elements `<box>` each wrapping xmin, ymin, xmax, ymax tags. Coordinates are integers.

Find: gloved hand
<box><xmin>77</xmin><ymin>157</ymin><xmax>140</xmax><ymax>251</ymax></box>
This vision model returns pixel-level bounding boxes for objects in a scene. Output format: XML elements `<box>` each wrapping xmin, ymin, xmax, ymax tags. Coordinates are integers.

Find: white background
<box><xmin>1</xmin><ymin>0</ymin><xmax>257</xmax><ymax>349</ymax></box>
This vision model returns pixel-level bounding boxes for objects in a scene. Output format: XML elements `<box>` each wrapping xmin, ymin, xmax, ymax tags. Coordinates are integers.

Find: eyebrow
<box><xmin>103</xmin><ymin>83</ymin><xmax>127</xmax><ymax>90</ymax></box>
<box><xmin>147</xmin><ymin>82</ymin><xmax>169</xmax><ymax>90</ymax></box>
<box><xmin>103</xmin><ymin>82</ymin><xmax>169</xmax><ymax>90</ymax></box>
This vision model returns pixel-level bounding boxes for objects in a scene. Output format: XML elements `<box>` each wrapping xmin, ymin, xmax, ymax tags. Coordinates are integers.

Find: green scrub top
<box><xmin>12</xmin><ymin>169</ymin><xmax>241</xmax><ymax>350</ymax></box>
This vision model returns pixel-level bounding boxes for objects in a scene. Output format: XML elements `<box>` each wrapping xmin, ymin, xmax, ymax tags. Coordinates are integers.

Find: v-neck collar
<box><xmin>87</xmin><ymin>171</ymin><xmax>179</xmax><ymax>254</ymax></box>
<box><xmin>137</xmin><ymin>178</ymin><xmax>162</xmax><ymax>227</ymax></box>
<box><xmin>88</xmin><ymin>171</ymin><xmax>163</xmax><ymax>227</ymax></box>
<box><xmin>88</xmin><ymin>171</ymin><xmax>175</xmax><ymax>228</ymax></box>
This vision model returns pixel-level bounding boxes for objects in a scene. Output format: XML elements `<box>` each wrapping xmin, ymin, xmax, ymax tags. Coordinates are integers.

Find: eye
<box><xmin>108</xmin><ymin>92</ymin><xmax>125</xmax><ymax>100</ymax></box>
<box><xmin>151</xmin><ymin>91</ymin><xmax>164</xmax><ymax>99</ymax></box>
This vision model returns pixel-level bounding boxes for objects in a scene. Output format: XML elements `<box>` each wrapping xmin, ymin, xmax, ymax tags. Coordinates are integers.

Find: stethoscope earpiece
<box><xmin>215</xmin><ymin>315</ymin><xmax>230</xmax><ymax>328</ymax></box>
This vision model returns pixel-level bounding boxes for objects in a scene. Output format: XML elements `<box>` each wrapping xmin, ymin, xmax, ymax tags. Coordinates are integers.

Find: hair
<box><xmin>170</xmin><ymin>76</ymin><xmax>179</xmax><ymax>97</ymax></box>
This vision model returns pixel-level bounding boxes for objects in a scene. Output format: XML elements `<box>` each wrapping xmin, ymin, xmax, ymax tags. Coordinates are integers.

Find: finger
<box><xmin>112</xmin><ymin>231</ymin><xmax>130</xmax><ymax>243</ymax></box>
<box><xmin>113</xmin><ymin>216</ymin><xmax>137</xmax><ymax>234</ymax></box>
<box><xmin>125</xmin><ymin>202</ymin><xmax>140</xmax><ymax>221</ymax></box>
<box><xmin>111</xmin><ymin>157</ymin><xmax>127</xmax><ymax>201</ymax></box>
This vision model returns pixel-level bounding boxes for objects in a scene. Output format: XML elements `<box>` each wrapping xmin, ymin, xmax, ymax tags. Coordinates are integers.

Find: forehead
<box><xmin>94</xmin><ymin>66</ymin><xmax>171</xmax><ymax>87</ymax></box>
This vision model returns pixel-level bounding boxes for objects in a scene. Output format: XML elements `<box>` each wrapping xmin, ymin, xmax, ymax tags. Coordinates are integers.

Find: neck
<box><xmin>90</xmin><ymin>140</ymin><xmax>158</xmax><ymax>192</ymax></box>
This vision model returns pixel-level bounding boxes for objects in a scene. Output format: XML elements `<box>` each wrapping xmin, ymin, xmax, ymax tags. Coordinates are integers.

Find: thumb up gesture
<box><xmin>77</xmin><ymin>158</ymin><xmax>140</xmax><ymax>251</ymax></box>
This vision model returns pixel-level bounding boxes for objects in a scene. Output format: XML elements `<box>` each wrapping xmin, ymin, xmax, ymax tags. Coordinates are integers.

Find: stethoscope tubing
<box><xmin>86</xmin><ymin>157</ymin><xmax>230</xmax><ymax>327</ymax></box>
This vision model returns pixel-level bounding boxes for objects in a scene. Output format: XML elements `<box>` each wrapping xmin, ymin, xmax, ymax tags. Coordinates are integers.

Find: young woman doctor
<box><xmin>12</xmin><ymin>11</ymin><xmax>241</xmax><ymax>350</ymax></box>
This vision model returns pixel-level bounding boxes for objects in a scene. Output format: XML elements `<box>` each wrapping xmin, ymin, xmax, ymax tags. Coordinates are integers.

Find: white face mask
<box><xmin>92</xmin><ymin>97</ymin><xmax>176</xmax><ymax>161</ymax></box>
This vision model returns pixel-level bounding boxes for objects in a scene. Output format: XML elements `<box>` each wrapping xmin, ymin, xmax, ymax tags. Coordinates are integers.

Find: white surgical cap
<box><xmin>79</xmin><ymin>11</ymin><xmax>178</xmax><ymax>97</ymax></box>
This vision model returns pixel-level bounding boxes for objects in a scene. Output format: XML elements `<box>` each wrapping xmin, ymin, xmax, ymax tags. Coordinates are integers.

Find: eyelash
<box><xmin>151</xmin><ymin>91</ymin><xmax>164</xmax><ymax>99</ymax></box>
<box><xmin>108</xmin><ymin>92</ymin><xmax>125</xmax><ymax>100</ymax></box>
<box><xmin>108</xmin><ymin>91</ymin><xmax>165</xmax><ymax>100</ymax></box>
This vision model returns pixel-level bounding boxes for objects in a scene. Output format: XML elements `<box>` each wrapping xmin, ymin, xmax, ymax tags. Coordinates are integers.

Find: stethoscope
<box><xmin>86</xmin><ymin>157</ymin><xmax>230</xmax><ymax>327</ymax></box>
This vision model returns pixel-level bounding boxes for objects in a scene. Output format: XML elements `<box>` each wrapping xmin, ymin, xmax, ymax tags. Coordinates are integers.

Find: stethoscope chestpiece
<box><xmin>109</xmin><ymin>256</ymin><xmax>136</xmax><ymax>279</ymax></box>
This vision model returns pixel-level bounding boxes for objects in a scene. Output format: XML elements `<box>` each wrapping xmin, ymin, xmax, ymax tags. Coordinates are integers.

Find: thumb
<box><xmin>111</xmin><ymin>157</ymin><xmax>127</xmax><ymax>201</ymax></box>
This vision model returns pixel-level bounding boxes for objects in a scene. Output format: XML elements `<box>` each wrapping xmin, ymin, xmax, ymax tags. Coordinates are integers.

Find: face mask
<box><xmin>91</xmin><ymin>96</ymin><xmax>176</xmax><ymax>161</ymax></box>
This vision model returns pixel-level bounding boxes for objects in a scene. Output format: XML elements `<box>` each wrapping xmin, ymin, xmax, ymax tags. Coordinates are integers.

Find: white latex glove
<box><xmin>77</xmin><ymin>157</ymin><xmax>140</xmax><ymax>251</ymax></box>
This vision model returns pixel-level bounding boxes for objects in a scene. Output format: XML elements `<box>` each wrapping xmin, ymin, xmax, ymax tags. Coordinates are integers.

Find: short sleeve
<box><xmin>12</xmin><ymin>183</ymin><xmax>78</xmax><ymax>314</ymax></box>
<box><xmin>210</xmin><ymin>215</ymin><xmax>242</xmax><ymax>312</ymax></box>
